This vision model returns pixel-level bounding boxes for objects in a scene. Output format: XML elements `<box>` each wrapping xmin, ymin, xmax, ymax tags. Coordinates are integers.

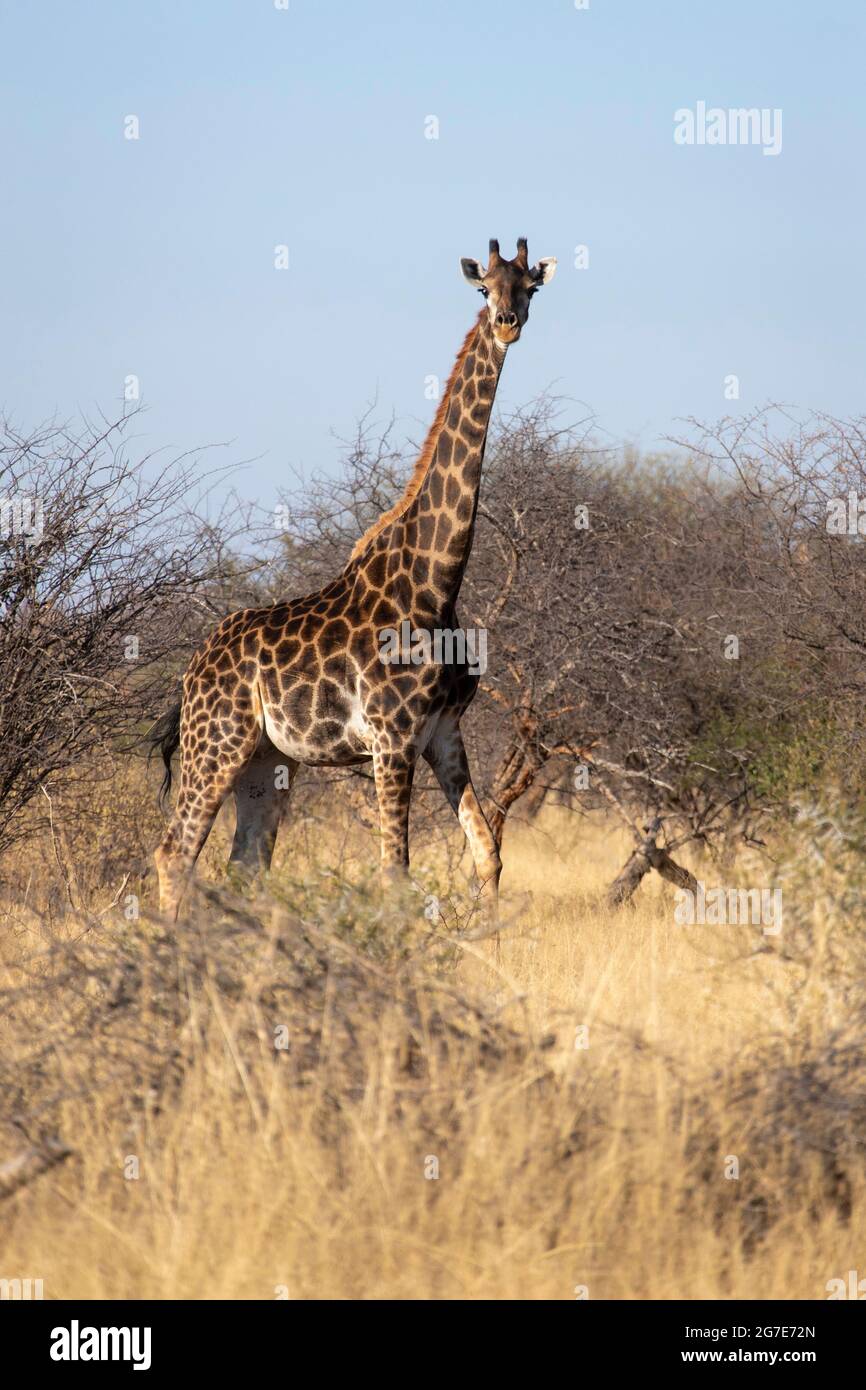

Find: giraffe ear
<box><xmin>530</xmin><ymin>256</ymin><xmax>557</xmax><ymax>286</ymax></box>
<box><xmin>460</xmin><ymin>257</ymin><xmax>485</xmax><ymax>288</ymax></box>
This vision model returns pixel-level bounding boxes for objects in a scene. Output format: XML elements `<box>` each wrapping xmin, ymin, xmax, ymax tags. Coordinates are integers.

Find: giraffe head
<box><xmin>460</xmin><ymin>238</ymin><xmax>557</xmax><ymax>346</ymax></box>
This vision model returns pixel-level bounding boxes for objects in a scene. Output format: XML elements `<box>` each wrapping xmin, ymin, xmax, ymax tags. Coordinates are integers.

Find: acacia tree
<box><xmin>679</xmin><ymin>408</ymin><xmax>866</xmax><ymax>711</ymax></box>
<box><xmin>583</xmin><ymin>409</ymin><xmax>866</xmax><ymax>904</ymax></box>
<box><xmin>459</xmin><ymin>405</ymin><xmax>846</xmax><ymax>903</ymax></box>
<box><xmin>0</xmin><ymin>411</ymin><xmax>240</xmax><ymax>856</ymax></box>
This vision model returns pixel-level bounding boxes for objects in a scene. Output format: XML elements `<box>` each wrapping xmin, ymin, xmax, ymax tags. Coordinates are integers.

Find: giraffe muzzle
<box><xmin>494</xmin><ymin>318</ymin><xmax>521</xmax><ymax>345</ymax></box>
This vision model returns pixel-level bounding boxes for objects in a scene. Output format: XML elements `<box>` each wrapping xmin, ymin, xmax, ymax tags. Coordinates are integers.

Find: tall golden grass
<box><xmin>0</xmin><ymin>778</ymin><xmax>863</xmax><ymax>1300</ymax></box>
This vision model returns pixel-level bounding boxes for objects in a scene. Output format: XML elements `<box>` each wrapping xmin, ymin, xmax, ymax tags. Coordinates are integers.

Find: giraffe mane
<box><xmin>348</xmin><ymin>310</ymin><xmax>486</xmax><ymax>562</ymax></box>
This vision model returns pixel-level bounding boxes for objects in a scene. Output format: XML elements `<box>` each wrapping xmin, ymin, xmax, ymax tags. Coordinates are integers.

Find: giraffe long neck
<box><xmin>395</xmin><ymin>311</ymin><xmax>505</xmax><ymax>611</ymax></box>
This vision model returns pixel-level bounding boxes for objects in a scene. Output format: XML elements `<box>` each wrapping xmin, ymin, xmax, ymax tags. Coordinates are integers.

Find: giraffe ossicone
<box><xmin>152</xmin><ymin>238</ymin><xmax>557</xmax><ymax>920</ymax></box>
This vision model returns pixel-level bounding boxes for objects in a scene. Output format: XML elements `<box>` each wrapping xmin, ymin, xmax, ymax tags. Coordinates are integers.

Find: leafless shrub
<box><xmin>0</xmin><ymin>410</ymin><xmax>247</xmax><ymax>855</ymax></box>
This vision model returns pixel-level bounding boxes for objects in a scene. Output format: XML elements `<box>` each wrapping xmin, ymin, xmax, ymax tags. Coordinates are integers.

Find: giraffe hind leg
<box><xmin>155</xmin><ymin>696</ymin><xmax>264</xmax><ymax>920</ymax></box>
<box><xmin>229</xmin><ymin>739</ymin><xmax>297</xmax><ymax>874</ymax></box>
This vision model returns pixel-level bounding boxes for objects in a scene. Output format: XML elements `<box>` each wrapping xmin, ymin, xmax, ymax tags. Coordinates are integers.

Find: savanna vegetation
<box><xmin>2</xmin><ymin>402</ymin><xmax>865</xmax><ymax>1299</ymax></box>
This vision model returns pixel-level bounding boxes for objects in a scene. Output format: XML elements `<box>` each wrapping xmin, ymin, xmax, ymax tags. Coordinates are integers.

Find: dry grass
<box><xmin>0</xmin><ymin>785</ymin><xmax>864</xmax><ymax>1301</ymax></box>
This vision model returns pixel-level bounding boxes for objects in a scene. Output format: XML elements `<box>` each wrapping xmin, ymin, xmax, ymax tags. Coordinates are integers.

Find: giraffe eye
<box><xmin>479</xmin><ymin>287</ymin><xmax>489</xmax><ymax>298</ymax></box>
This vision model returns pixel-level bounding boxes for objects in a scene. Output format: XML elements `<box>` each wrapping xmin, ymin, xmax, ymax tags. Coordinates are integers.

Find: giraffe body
<box><xmin>153</xmin><ymin>240</ymin><xmax>556</xmax><ymax>917</ymax></box>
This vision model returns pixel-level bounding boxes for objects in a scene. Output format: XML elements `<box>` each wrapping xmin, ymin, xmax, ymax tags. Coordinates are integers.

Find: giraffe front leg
<box><xmin>372</xmin><ymin>747</ymin><xmax>416</xmax><ymax>882</ymax></box>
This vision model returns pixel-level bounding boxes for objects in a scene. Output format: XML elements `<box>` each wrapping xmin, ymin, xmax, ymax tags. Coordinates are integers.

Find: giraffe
<box><xmin>151</xmin><ymin>238</ymin><xmax>556</xmax><ymax>919</ymax></box>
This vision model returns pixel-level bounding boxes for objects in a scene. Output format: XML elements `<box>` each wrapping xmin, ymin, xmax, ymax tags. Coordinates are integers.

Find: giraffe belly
<box><xmin>261</xmin><ymin>723</ymin><xmax>372</xmax><ymax>766</ymax></box>
<box><xmin>260</xmin><ymin>689</ymin><xmax>373</xmax><ymax>767</ymax></box>
<box><xmin>258</xmin><ymin>678</ymin><xmax>450</xmax><ymax>768</ymax></box>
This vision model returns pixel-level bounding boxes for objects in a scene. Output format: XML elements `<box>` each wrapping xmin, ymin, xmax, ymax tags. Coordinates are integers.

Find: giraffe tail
<box><xmin>144</xmin><ymin>699</ymin><xmax>182</xmax><ymax>807</ymax></box>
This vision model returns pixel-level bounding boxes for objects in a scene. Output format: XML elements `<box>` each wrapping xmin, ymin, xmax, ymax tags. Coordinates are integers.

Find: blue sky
<box><xmin>1</xmin><ymin>0</ymin><xmax>863</xmax><ymax>502</ymax></box>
